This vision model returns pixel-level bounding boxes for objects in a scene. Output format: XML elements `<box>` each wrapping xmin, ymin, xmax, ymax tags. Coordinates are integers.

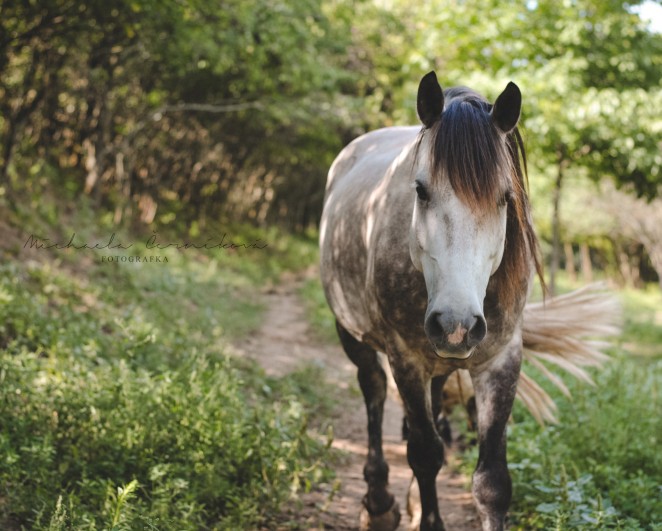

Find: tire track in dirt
<box><xmin>234</xmin><ymin>275</ymin><xmax>480</xmax><ymax>531</ymax></box>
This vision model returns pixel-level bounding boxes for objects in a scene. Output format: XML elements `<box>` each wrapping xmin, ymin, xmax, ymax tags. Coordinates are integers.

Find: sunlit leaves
<box><xmin>0</xmin><ymin>0</ymin><xmax>660</xmax><ymax>230</ymax></box>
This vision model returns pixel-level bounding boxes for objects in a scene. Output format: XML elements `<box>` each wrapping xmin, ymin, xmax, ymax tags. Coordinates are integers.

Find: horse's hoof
<box><xmin>359</xmin><ymin>498</ymin><xmax>401</xmax><ymax>531</ymax></box>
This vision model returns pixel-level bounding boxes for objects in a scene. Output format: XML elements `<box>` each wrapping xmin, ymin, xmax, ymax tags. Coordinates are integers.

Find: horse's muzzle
<box><xmin>424</xmin><ymin>310</ymin><xmax>487</xmax><ymax>358</ymax></box>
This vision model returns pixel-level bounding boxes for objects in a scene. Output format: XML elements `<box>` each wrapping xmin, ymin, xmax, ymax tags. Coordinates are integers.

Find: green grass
<box><xmin>298</xmin><ymin>277</ymin><xmax>338</xmax><ymax>344</ymax></box>
<box><xmin>502</xmin><ymin>352</ymin><xmax>662</xmax><ymax>530</ymax></box>
<box><xmin>0</xmin><ymin>209</ymin><xmax>335</xmax><ymax>530</ymax></box>
<box><xmin>619</xmin><ymin>286</ymin><xmax>662</xmax><ymax>357</ymax></box>
<box><xmin>441</xmin><ymin>274</ymin><xmax>662</xmax><ymax>529</ymax></box>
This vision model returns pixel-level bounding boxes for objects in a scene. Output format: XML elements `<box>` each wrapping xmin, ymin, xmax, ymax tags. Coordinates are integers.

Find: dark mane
<box><xmin>416</xmin><ymin>86</ymin><xmax>545</xmax><ymax>306</ymax></box>
<box><xmin>500</xmin><ymin>127</ymin><xmax>546</xmax><ymax>304</ymax></box>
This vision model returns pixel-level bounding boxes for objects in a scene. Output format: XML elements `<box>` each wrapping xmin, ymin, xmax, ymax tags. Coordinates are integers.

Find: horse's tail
<box><xmin>519</xmin><ymin>283</ymin><xmax>622</xmax><ymax>424</ymax></box>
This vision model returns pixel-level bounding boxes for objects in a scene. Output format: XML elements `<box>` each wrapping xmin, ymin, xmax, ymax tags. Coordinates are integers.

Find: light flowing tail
<box><xmin>518</xmin><ymin>283</ymin><xmax>622</xmax><ymax>423</ymax></box>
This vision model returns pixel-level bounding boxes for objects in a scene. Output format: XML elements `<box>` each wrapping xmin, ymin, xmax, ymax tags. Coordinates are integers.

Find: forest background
<box><xmin>1</xmin><ymin>0</ymin><xmax>661</xmax><ymax>529</ymax></box>
<box><xmin>2</xmin><ymin>0</ymin><xmax>662</xmax><ymax>288</ymax></box>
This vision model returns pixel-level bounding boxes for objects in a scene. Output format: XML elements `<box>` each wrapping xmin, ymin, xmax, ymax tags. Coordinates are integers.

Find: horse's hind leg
<box><xmin>336</xmin><ymin>321</ymin><xmax>400</xmax><ymax>531</ymax></box>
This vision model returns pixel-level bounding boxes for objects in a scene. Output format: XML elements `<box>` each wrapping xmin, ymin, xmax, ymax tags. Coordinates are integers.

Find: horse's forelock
<box><xmin>416</xmin><ymin>90</ymin><xmax>544</xmax><ymax>306</ymax></box>
<box><xmin>425</xmin><ymin>95</ymin><xmax>512</xmax><ymax>212</ymax></box>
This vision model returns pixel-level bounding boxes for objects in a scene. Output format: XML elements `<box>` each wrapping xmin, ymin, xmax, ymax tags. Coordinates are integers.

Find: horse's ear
<box><xmin>417</xmin><ymin>71</ymin><xmax>444</xmax><ymax>128</ymax></box>
<box><xmin>492</xmin><ymin>81</ymin><xmax>521</xmax><ymax>133</ymax></box>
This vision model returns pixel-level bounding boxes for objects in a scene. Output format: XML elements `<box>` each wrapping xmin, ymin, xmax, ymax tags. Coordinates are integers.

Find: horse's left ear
<box><xmin>492</xmin><ymin>82</ymin><xmax>521</xmax><ymax>133</ymax></box>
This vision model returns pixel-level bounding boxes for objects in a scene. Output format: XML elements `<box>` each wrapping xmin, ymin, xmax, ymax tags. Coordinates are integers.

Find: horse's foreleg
<box><xmin>336</xmin><ymin>322</ymin><xmax>400</xmax><ymax>531</ymax></box>
<box><xmin>402</xmin><ymin>375</ymin><xmax>451</xmax><ymax>448</ymax></box>
<box><xmin>470</xmin><ymin>344</ymin><xmax>522</xmax><ymax>531</ymax></box>
<box><xmin>431</xmin><ymin>374</ymin><xmax>452</xmax><ymax>445</ymax></box>
<box><xmin>391</xmin><ymin>359</ymin><xmax>445</xmax><ymax>531</ymax></box>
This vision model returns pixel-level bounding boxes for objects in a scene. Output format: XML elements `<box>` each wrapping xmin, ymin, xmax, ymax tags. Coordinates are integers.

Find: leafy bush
<box><xmin>1</xmin><ymin>349</ymin><xmax>330</xmax><ymax>529</ymax></box>
<box><xmin>501</xmin><ymin>355</ymin><xmax>662</xmax><ymax>530</ymax></box>
<box><xmin>0</xmin><ymin>236</ymin><xmax>333</xmax><ymax>530</ymax></box>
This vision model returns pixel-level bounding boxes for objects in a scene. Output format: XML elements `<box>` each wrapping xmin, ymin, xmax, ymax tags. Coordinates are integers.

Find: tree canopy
<box><xmin>1</xmin><ymin>0</ymin><xmax>660</xmax><ymax>234</ymax></box>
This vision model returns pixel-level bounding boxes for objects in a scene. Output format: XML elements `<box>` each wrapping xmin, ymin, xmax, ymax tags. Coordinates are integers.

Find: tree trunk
<box><xmin>618</xmin><ymin>248</ymin><xmax>633</xmax><ymax>287</ymax></box>
<box><xmin>647</xmin><ymin>247</ymin><xmax>662</xmax><ymax>291</ymax></box>
<box><xmin>550</xmin><ymin>149</ymin><xmax>566</xmax><ymax>295</ymax></box>
<box><xmin>580</xmin><ymin>242</ymin><xmax>593</xmax><ymax>283</ymax></box>
<box><xmin>83</xmin><ymin>56</ymin><xmax>114</xmax><ymax>200</ymax></box>
<box><xmin>564</xmin><ymin>242</ymin><xmax>576</xmax><ymax>282</ymax></box>
<box><xmin>1</xmin><ymin>114</ymin><xmax>17</xmax><ymax>191</ymax></box>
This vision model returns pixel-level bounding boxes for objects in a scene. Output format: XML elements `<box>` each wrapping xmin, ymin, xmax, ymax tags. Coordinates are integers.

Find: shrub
<box><xmin>503</xmin><ymin>355</ymin><xmax>662</xmax><ymax>530</ymax></box>
<box><xmin>0</xmin><ymin>245</ymin><xmax>333</xmax><ymax>529</ymax></box>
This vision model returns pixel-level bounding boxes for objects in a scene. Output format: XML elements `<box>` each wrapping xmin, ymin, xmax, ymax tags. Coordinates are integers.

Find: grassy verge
<box><xmin>298</xmin><ymin>277</ymin><xmax>338</xmax><ymax>344</ymax></box>
<box><xmin>454</xmin><ymin>286</ymin><xmax>662</xmax><ymax>530</ymax></box>
<box><xmin>504</xmin><ymin>352</ymin><xmax>661</xmax><ymax>530</ymax></box>
<box><xmin>0</xmin><ymin>204</ymin><xmax>335</xmax><ymax>529</ymax></box>
<box><xmin>619</xmin><ymin>285</ymin><xmax>662</xmax><ymax>357</ymax></box>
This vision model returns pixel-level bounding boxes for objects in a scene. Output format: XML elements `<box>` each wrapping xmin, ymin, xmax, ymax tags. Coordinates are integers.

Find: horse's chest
<box><xmin>369</xmin><ymin>249</ymin><xmax>428</xmax><ymax>340</ymax></box>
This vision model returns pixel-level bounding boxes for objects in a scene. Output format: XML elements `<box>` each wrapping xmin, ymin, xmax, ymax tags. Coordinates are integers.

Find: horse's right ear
<box><xmin>417</xmin><ymin>71</ymin><xmax>444</xmax><ymax>128</ymax></box>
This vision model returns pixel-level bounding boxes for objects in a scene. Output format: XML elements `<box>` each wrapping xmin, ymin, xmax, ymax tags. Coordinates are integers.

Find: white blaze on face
<box><xmin>408</xmin><ymin>153</ymin><xmax>508</xmax><ymax>356</ymax></box>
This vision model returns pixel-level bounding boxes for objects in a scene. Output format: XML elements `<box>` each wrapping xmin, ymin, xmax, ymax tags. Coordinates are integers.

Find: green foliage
<box><xmin>1</xmin><ymin>347</ymin><xmax>331</xmax><ymax>529</ymax></box>
<box><xmin>449</xmin><ymin>281</ymin><xmax>662</xmax><ymax>528</ymax></box>
<box><xmin>0</xmin><ymin>223</ymin><xmax>334</xmax><ymax>529</ymax></box>
<box><xmin>456</xmin><ymin>350</ymin><xmax>662</xmax><ymax>530</ymax></box>
<box><xmin>2</xmin><ymin>0</ymin><xmax>661</xmax><ymax>239</ymax></box>
<box><xmin>512</xmin><ymin>358</ymin><xmax>661</xmax><ymax>529</ymax></box>
<box><xmin>0</xmin><ymin>0</ymin><xmax>368</xmax><ymax>229</ymax></box>
<box><xmin>298</xmin><ymin>277</ymin><xmax>338</xmax><ymax>344</ymax></box>
<box><xmin>619</xmin><ymin>285</ymin><xmax>662</xmax><ymax>356</ymax></box>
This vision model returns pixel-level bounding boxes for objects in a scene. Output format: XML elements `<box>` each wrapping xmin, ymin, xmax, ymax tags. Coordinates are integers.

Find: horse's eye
<box><xmin>415</xmin><ymin>183</ymin><xmax>429</xmax><ymax>202</ymax></box>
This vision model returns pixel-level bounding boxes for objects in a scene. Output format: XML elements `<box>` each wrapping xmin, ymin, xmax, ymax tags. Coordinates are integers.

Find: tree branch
<box><xmin>158</xmin><ymin>101</ymin><xmax>264</xmax><ymax>115</ymax></box>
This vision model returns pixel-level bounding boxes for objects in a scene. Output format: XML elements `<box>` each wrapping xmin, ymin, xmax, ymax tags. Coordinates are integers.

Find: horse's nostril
<box><xmin>425</xmin><ymin>311</ymin><xmax>442</xmax><ymax>338</ymax></box>
<box><xmin>467</xmin><ymin>315</ymin><xmax>487</xmax><ymax>347</ymax></box>
<box><xmin>426</xmin><ymin>311</ymin><xmax>485</xmax><ymax>350</ymax></box>
<box><xmin>425</xmin><ymin>311</ymin><xmax>450</xmax><ymax>342</ymax></box>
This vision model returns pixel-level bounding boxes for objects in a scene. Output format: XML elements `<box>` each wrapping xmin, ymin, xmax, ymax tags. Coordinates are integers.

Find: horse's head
<box><xmin>409</xmin><ymin>71</ymin><xmax>523</xmax><ymax>359</ymax></box>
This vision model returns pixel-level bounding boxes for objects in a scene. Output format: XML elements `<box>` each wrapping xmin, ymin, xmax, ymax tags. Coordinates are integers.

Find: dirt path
<box><xmin>234</xmin><ymin>275</ymin><xmax>480</xmax><ymax>531</ymax></box>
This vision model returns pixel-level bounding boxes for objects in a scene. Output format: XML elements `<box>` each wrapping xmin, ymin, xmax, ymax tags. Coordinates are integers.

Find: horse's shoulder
<box><xmin>348</xmin><ymin>126</ymin><xmax>420</xmax><ymax>156</ymax></box>
<box><xmin>327</xmin><ymin>126</ymin><xmax>419</xmax><ymax>191</ymax></box>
